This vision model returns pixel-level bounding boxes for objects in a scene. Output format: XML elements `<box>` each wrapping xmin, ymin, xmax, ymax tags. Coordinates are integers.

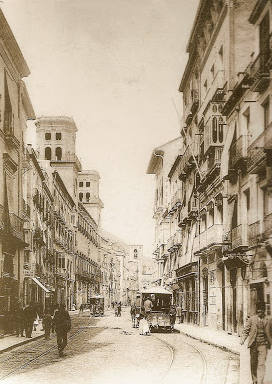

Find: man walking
<box><xmin>240</xmin><ymin>302</ymin><xmax>272</xmax><ymax>384</ymax></box>
<box><xmin>53</xmin><ymin>304</ymin><xmax>71</xmax><ymax>357</ymax></box>
<box><xmin>23</xmin><ymin>302</ymin><xmax>36</xmax><ymax>338</ymax></box>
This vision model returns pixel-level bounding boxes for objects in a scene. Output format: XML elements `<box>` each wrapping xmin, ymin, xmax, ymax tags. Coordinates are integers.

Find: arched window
<box><xmin>45</xmin><ymin>147</ymin><xmax>51</xmax><ymax>160</ymax></box>
<box><xmin>55</xmin><ymin>147</ymin><xmax>62</xmax><ymax>161</ymax></box>
<box><xmin>79</xmin><ymin>193</ymin><xmax>83</xmax><ymax>202</ymax></box>
<box><xmin>134</xmin><ymin>249</ymin><xmax>138</xmax><ymax>259</ymax></box>
<box><xmin>212</xmin><ymin>117</ymin><xmax>217</xmax><ymax>143</ymax></box>
<box><xmin>86</xmin><ymin>192</ymin><xmax>90</xmax><ymax>202</ymax></box>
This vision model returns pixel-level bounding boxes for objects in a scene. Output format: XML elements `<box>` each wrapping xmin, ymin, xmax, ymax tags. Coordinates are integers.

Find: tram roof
<box><xmin>140</xmin><ymin>286</ymin><xmax>172</xmax><ymax>295</ymax></box>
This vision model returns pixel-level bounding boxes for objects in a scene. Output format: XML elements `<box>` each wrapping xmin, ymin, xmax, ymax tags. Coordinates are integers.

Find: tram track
<box><xmin>0</xmin><ymin>323</ymin><xmax>91</xmax><ymax>381</ymax></box>
<box><xmin>152</xmin><ymin>333</ymin><xmax>207</xmax><ymax>384</ymax></box>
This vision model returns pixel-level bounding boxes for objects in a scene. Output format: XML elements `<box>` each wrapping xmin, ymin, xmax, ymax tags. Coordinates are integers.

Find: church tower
<box><xmin>78</xmin><ymin>170</ymin><xmax>104</xmax><ymax>226</ymax></box>
<box><xmin>35</xmin><ymin>116</ymin><xmax>82</xmax><ymax>201</ymax></box>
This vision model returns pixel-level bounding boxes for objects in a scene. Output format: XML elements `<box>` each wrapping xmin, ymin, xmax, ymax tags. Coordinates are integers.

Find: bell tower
<box><xmin>35</xmin><ymin>116</ymin><xmax>82</xmax><ymax>200</ymax></box>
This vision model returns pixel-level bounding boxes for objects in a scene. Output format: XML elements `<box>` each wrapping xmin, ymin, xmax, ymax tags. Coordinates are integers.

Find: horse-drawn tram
<box><xmin>89</xmin><ymin>295</ymin><xmax>104</xmax><ymax>316</ymax></box>
<box><xmin>140</xmin><ymin>286</ymin><xmax>173</xmax><ymax>331</ymax></box>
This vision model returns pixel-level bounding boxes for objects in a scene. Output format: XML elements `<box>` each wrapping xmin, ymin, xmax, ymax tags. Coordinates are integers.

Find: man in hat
<box><xmin>53</xmin><ymin>304</ymin><xmax>71</xmax><ymax>357</ymax></box>
<box><xmin>240</xmin><ymin>302</ymin><xmax>272</xmax><ymax>384</ymax></box>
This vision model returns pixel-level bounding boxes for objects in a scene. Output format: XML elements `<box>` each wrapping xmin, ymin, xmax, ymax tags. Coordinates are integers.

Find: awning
<box><xmin>32</xmin><ymin>277</ymin><xmax>50</xmax><ymax>293</ymax></box>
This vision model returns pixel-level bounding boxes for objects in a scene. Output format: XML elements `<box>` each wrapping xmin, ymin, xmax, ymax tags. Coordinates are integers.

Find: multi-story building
<box><xmin>22</xmin><ymin>146</ymin><xmax>55</xmax><ymax>312</ymax></box>
<box><xmin>148</xmin><ymin>0</ymin><xmax>272</xmax><ymax>336</ymax></box>
<box><xmin>75</xmin><ymin>202</ymin><xmax>101</xmax><ymax>307</ymax></box>
<box><xmin>221</xmin><ymin>0</ymin><xmax>272</xmax><ymax>327</ymax></box>
<box><xmin>146</xmin><ymin>137</ymin><xmax>182</xmax><ymax>286</ymax></box>
<box><xmin>0</xmin><ymin>9</ymin><xmax>35</xmax><ymax>333</ymax></box>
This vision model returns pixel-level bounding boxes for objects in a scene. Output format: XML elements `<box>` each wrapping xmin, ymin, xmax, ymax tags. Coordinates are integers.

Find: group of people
<box><xmin>113</xmin><ymin>302</ymin><xmax>122</xmax><ymax>317</ymax></box>
<box><xmin>41</xmin><ymin>304</ymin><xmax>71</xmax><ymax>357</ymax></box>
<box><xmin>6</xmin><ymin>301</ymin><xmax>71</xmax><ymax>358</ymax></box>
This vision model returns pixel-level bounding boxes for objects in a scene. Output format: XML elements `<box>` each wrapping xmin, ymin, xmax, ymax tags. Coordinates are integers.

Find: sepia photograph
<box><xmin>0</xmin><ymin>0</ymin><xmax>271</xmax><ymax>383</ymax></box>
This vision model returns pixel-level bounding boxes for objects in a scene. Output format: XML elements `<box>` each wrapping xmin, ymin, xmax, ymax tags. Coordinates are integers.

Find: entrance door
<box><xmin>202</xmin><ymin>268</ymin><xmax>208</xmax><ymax>326</ymax></box>
<box><xmin>222</xmin><ymin>267</ymin><xmax>226</xmax><ymax>330</ymax></box>
<box><xmin>250</xmin><ymin>283</ymin><xmax>264</xmax><ymax>315</ymax></box>
<box><xmin>230</xmin><ymin>268</ymin><xmax>237</xmax><ymax>333</ymax></box>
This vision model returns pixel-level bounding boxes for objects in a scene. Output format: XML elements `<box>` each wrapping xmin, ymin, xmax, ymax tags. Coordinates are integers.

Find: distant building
<box><xmin>78</xmin><ymin>170</ymin><xmax>104</xmax><ymax>226</ymax></box>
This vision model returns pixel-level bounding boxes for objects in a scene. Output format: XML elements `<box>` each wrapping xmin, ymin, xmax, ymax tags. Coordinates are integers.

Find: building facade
<box><xmin>148</xmin><ymin>0</ymin><xmax>272</xmax><ymax>336</ymax></box>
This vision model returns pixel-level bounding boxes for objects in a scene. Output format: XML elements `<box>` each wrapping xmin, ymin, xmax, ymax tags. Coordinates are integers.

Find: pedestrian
<box><xmin>14</xmin><ymin>301</ymin><xmax>24</xmax><ymax>337</ymax></box>
<box><xmin>143</xmin><ymin>297</ymin><xmax>153</xmax><ymax>322</ymax></box>
<box><xmin>130</xmin><ymin>304</ymin><xmax>137</xmax><ymax>327</ymax></box>
<box><xmin>117</xmin><ymin>302</ymin><xmax>122</xmax><ymax>317</ymax></box>
<box><xmin>176</xmin><ymin>304</ymin><xmax>182</xmax><ymax>324</ymax></box>
<box><xmin>78</xmin><ymin>303</ymin><xmax>84</xmax><ymax>316</ymax></box>
<box><xmin>23</xmin><ymin>302</ymin><xmax>37</xmax><ymax>338</ymax></box>
<box><xmin>169</xmin><ymin>305</ymin><xmax>177</xmax><ymax>331</ymax></box>
<box><xmin>53</xmin><ymin>304</ymin><xmax>71</xmax><ymax>357</ymax></box>
<box><xmin>33</xmin><ymin>313</ymin><xmax>39</xmax><ymax>331</ymax></box>
<box><xmin>139</xmin><ymin>313</ymin><xmax>150</xmax><ymax>336</ymax></box>
<box><xmin>42</xmin><ymin>311</ymin><xmax>53</xmax><ymax>340</ymax></box>
<box><xmin>240</xmin><ymin>302</ymin><xmax>272</xmax><ymax>384</ymax></box>
<box><xmin>51</xmin><ymin>304</ymin><xmax>59</xmax><ymax>334</ymax></box>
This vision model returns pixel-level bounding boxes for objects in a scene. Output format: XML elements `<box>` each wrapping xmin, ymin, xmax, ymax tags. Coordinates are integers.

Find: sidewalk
<box><xmin>0</xmin><ymin>309</ymin><xmax>83</xmax><ymax>355</ymax></box>
<box><xmin>175</xmin><ymin>322</ymin><xmax>272</xmax><ymax>384</ymax></box>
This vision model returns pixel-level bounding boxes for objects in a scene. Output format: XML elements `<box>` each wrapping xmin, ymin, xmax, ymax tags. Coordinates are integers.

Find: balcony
<box><xmin>197</xmin><ymin>149</ymin><xmax>222</xmax><ymax>192</ymax></box>
<box><xmin>247</xmin><ymin>122</ymin><xmax>272</xmax><ymax>174</ymax></box>
<box><xmin>263</xmin><ymin>214</ymin><xmax>272</xmax><ymax>240</ymax></box>
<box><xmin>56</xmin><ymin>268</ymin><xmax>68</xmax><ymax>280</ymax></box>
<box><xmin>170</xmin><ymin>189</ymin><xmax>182</xmax><ymax>210</ymax></box>
<box><xmin>230</xmin><ymin>225</ymin><xmax>248</xmax><ymax>251</ymax></box>
<box><xmin>179</xmin><ymin>147</ymin><xmax>195</xmax><ymax>180</ymax></box>
<box><xmin>246</xmin><ymin>51</ymin><xmax>271</xmax><ymax>93</ymax></box>
<box><xmin>201</xmin><ymin>70</ymin><xmax>226</xmax><ymax>114</ymax></box>
<box><xmin>9</xmin><ymin>213</ymin><xmax>25</xmax><ymax>243</ymax></box>
<box><xmin>248</xmin><ymin>221</ymin><xmax>261</xmax><ymax>247</ymax></box>
<box><xmin>229</xmin><ymin>135</ymin><xmax>247</xmax><ymax>170</ymax></box>
<box><xmin>195</xmin><ymin>224</ymin><xmax>223</xmax><ymax>254</ymax></box>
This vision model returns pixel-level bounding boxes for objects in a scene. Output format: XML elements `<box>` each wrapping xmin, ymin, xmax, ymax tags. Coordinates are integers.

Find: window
<box><xmin>86</xmin><ymin>182</ymin><xmax>90</xmax><ymax>187</ymax></box>
<box><xmin>219</xmin><ymin>45</ymin><xmax>223</xmax><ymax>62</ymax></box>
<box><xmin>56</xmin><ymin>132</ymin><xmax>62</xmax><ymax>140</ymax></box>
<box><xmin>134</xmin><ymin>249</ymin><xmax>138</xmax><ymax>259</ymax></box>
<box><xmin>45</xmin><ymin>132</ymin><xmax>51</xmax><ymax>140</ymax></box>
<box><xmin>211</xmin><ymin>65</ymin><xmax>215</xmax><ymax>79</ymax></box>
<box><xmin>45</xmin><ymin>147</ymin><xmax>51</xmax><ymax>160</ymax></box>
<box><xmin>212</xmin><ymin>117</ymin><xmax>217</xmax><ymax>142</ymax></box>
<box><xmin>86</xmin><ymin>192</ymin><xmax>90</xmax><ymax>202</ymax></box>
<box><xmin>79</xmin><ymin>182</ymin><xmax>83</xmax><ymax>187</ymax></box>
<box><xmin>55</xmin><ymin>147</ymin><xmax>62</xmax><ymax>161</ymax></box>
<box><xmin>218</xmin><ymin>117</ymin><xmax>224</xmax><ymax>142</ymax></box>
<box><xmin>244</xmin><ymin>188</ymin><xmax>250</xmax><ymax>211</ymax></box>
<box><xmin>58</xmin><ymin>256</ymin><xmax>65</xmax><ymax>269</ymax></box>
<box><xmin>259</xmin><ymin>12</ymin><xmax>270</xmax><ymax>72</ymax></box>
<box><xmin>263</xmin><ymin>98</ymin><xmax>270</xmax><ymax>130</ymax></box>
<box><xmin>204</xmin><ymin>80</ymin><xmax>207</xmax><ymax>93</ymax></box>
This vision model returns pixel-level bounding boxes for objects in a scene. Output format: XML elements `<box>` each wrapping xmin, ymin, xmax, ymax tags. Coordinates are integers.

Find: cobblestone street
<box><xmin>0</xmin><ymin>309</ymin><xmax>240</xmax><ymax>384</ymax></box>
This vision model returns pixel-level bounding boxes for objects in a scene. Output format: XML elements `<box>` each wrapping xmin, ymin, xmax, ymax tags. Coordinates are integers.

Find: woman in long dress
<box><xmin>139</xmin><ymin>314</ymin><xmax>150</xmax><ymax>335</ymax></box>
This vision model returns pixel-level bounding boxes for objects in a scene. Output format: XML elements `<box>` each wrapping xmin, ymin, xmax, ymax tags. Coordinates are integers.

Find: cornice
<box><xmin>20</xmin><ymin>80</ymin><xmax>35</xmax><ymax>119</ymax></box>
<box><xmin>35</xmin><ymin>116</ymin><xmax>78</xmax><ymax>132</ymax></box>
<box><xmin>248</xmin><ymin>0</ymin><xmax>269</xmax><ymax>24</ymax></box>
<box><xmin>0</xmin><ymin>8</ymin><xmax>30</xmax><ymax>78</ymax></box>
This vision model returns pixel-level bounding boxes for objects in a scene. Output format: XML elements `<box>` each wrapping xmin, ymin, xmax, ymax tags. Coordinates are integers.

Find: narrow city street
<box><xmin>0</xmin><ymin>308</ymin><xmax>239</xmax><ymax>384</ymax></box>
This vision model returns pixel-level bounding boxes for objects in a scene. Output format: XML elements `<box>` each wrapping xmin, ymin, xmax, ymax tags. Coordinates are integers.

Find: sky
<box><xmin>2</xmin><ymin>0</ymin><xmax>199</xmax><ymax>257</ymax></box>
